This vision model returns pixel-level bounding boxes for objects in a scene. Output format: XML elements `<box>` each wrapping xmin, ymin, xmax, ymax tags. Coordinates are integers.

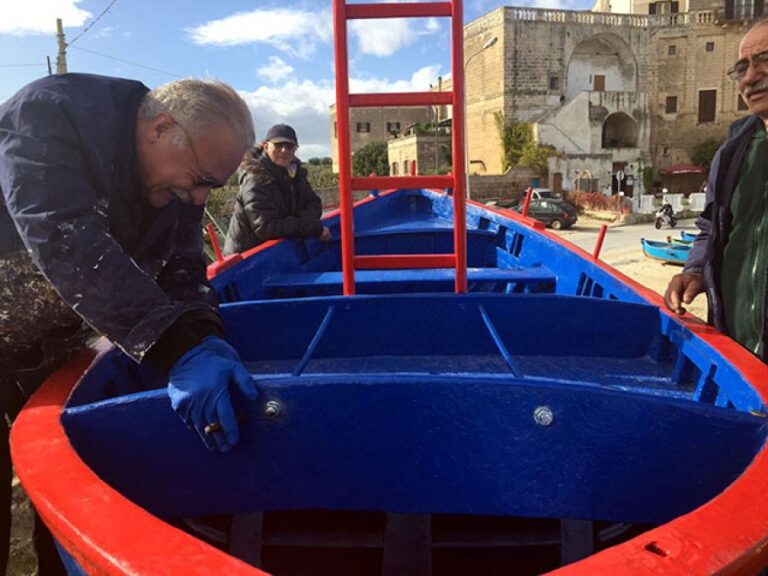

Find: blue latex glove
<box><xmin>168</xmin><ymin>336</ymin><xmax>258</xmax><ymax>452</ymax></box>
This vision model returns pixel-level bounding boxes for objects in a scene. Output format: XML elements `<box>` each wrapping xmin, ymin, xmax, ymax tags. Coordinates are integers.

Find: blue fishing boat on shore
<box><xmin>10</xmin><ymin>1</ymin><xmax>768</xmax><ymax>575</ymax></box>
<box><xmin>641</xmin><ymin>238</ymin><xmax>690</xmax><ymax>265</ymax></box>
<box><xmin>680</xmin><ymin>230</ymin><xmax>699</xmax><ymax>243</ymax></box>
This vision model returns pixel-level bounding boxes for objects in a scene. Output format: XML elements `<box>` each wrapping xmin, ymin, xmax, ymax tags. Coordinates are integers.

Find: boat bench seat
<box><xmin>264</xmin><ymin>266</ymin><xmax>556</xmax><ymax>294</ymax></box>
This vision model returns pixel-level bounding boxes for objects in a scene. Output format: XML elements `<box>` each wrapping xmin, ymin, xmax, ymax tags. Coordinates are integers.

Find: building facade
<box><xmin>462</xmin><ymin>3</ymin><xmax>757</xmax><ymax>194</ymax></box>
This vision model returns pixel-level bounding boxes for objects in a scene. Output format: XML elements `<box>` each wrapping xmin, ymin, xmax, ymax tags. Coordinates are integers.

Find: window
<box><xmin>386</xmin><ymin>121</ymin><xmax>401</xmax><ymax>134</ymax></box>
<box><xmin>668</xmin><ymin>44</ymin><xmax>677</xmax><ymax>56</ymax></box>
<box><xmin>665</xmin><ymin>96</ymin><xmax>678</xmax><ymax>113</ymax></box>
<box><xmin>549</xmin><ymin>75</ymin><xmax>560</xmax><ymax>90</ymax></box>
<box><xmin>738</xmin><ymin>94</ymin><xmax>749</xmax><ymax>111</ymax></box>
<box><xmin>356</xmin><ymin>122</ymin><xmax>371</xmax><ymax>133</ymax></box>
<box><xmin>404</xmin><ymin>160</ymin><xmax>410</xmax><ymax>175</ymax></box>
<box><xmin>705</xmin><ymin>41</ymin><xmax>715</xmax><ymax>52</ymax></box>
<box><xmin>698</xmin><ymin>90</ymin><xmax>717</xmax><ymax>123</ymax></box>
<box><xmin>333</xmin><ymin>121</ymin><xmax>337</xmax><ymax>138</ymax></box>
<box><xmin>391</xmin><ymin>162</ymin><xmax>399</xmax><ymax>175</ymax></box>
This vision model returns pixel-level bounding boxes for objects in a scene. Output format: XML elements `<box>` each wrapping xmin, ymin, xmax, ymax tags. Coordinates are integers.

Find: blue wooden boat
<box><xmin>680</xmin><ymin>230</ymin><xmax>699</xmax><ymax>243</ymax></box>
<box><xmin>11</xmin><ymin>186</ymin><xmax>768</xmax><ymax>576</ymax></box>
<box><xmin>641</xmin><ymin>238</ymin><xmax>690</xmax><ymax>265</ymax></box>
<box><xmin>10</xmin><ymin>1</ymin><xmax>768</xmax><ymax>574</ymax></box>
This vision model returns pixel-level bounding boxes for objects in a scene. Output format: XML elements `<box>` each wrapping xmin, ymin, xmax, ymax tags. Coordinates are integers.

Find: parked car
<box><xmin>508</xmin><ymin>199</ymin><xmax>579</xmax><ymax>230</ymax></box>
<box><xmin>486</xmin><ymin>188</ymin><xmax>563</xmax><ymax>209</ymax></box>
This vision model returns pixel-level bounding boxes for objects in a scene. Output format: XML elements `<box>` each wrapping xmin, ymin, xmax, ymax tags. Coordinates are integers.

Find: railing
<box><xmin>504</xmin><ymin>6</ymin><xmax>719</xmax><ymax>28</ymax></box>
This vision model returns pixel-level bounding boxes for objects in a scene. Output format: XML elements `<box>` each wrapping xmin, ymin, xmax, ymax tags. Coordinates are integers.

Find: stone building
<box><xmin>328</xmin><ymin>104</ymin><xmax>431</xmax><ymax>173</ymax></box>
<box><xmin>461</xmin><ymin>2</ymin><xmax>758</xmax><ymax>195</ymax></box>
<box><xmin>329</xmin><ymin>0</ymin><xmax>758</xmax><ymax>196</ymax></box>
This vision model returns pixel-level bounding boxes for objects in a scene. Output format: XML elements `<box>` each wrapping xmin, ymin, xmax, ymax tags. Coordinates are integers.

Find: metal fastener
<box><xmin>533</xmin><ymin>406</ymin><xmax>554</xmax><ymax>426</ymax></box>
<box><xmin>264</xmin><ymin>400</ymin><xmax>282</xmax><ymax>419</ymax></box>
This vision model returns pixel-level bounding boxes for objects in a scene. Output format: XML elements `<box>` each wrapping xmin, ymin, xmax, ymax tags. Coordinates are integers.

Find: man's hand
<box><xmin>168</xmin><ymin>336</ymin><xmax>259</xmax><ymax>452</ymax></box>
<box><xmin>664</xmin><ymin>272</ymin><xmax>705</xmax><ymax>315</ymax></box>
<box><xmin>319</xmin><ymin>226</ymin><xmax>332</xmax><ymax>242</ymax></box>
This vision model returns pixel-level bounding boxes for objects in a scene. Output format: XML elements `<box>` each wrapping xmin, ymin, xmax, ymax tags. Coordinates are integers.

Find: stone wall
<box><xmin>648</xmin><ymin>19</ymin><xmax>749</xmax><ymax>168</ymax></box>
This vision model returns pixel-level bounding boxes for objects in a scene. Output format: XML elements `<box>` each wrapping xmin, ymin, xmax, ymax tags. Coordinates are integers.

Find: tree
<box><xmin>518</xmin><ymin>142</ymin><xmax>558</xmax><ymax>173</ymax></box>
<box><xmin>691</xmin><ymin>138</ymin><xmax>723</xmax><ymax>168</ymax></box>
<box><xmin>495</xmin><ymin>113</ymin><xmax>534</xmax><ymax>171</ymax></box>
<box><xmin>353</xmin><ymin>141</ymin><xmax>389</xmax><ymax>176</ymax></box>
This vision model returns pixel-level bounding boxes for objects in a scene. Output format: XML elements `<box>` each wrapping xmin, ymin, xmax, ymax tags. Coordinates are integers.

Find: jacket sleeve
<box><xmin>684</xmin><ymin>157</ymin><xmax>716</xmax><ymax>274</ymax></box>
<box><xmin>0</xmin><ymin>93</ymin><xmax>215</xmax><ymax>363</ymax></box>
<box><xmin>240</xmin><ymin>173</ymin><xmax>323</xmax><ymax>241</ymax></box>
<box><xmin>295</xmin><ymin>174</ymin><xmax>323</xmax><ymax>223</ymax></box>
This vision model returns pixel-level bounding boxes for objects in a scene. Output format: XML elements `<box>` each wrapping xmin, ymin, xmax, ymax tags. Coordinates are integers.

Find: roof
<box><xmin>659</xmin><ymin>163</ymin><xmax>706</xmax><ymax>175</ymax></box>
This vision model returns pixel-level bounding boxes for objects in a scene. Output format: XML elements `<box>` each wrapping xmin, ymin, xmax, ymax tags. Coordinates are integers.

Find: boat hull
<box><xmin>11</xmin><ymin>189</ymin><xmax>768</xmax><ymax>575</ymax></box>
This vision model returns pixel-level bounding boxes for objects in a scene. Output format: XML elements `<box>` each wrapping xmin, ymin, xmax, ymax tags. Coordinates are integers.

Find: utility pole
<box><xmin>55</xmin><ymin>18</ymin><xmax>67</xmax><ymax>74</ymax></box>
<box><xmin>46</xmin><ymin>56</ymin><xmax>53</xmax><ymax>75</ymax></box>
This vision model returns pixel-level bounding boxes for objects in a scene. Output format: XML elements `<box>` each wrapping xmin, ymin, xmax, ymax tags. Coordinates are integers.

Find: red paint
<box><xmin>205</xmin><ymin>223</ymin><xmax>224</xmax><ymax>263</ymax></box>
<box><xmin>521</xmin><ymin>187</ymin><xmax>533</xmax><ymax>217</ymax></box>
<box><xmin>592</xmin><ymin>224</ymin><xmax>608</xmax><ymax>259</ymax></box>
<box><xmin>331</xmin><ymin>0</ymin><xmax>468</xmax><ymax>295</ymax></box>
<box><xmin>10</xmin><ymin>349</ymin><xmax>268</xmax><ymax>576</ymax></box>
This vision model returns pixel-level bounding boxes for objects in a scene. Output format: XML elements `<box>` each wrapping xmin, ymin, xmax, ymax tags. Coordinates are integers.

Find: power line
<box><xmin>70</xmin><ymin>45</ymin><xmax>184</xmax><ymax>78</ymax></box>
<box><xmin>69</xmin><ymin>0</ymin><xmax>119</xmax><ymax>46</ymax></box>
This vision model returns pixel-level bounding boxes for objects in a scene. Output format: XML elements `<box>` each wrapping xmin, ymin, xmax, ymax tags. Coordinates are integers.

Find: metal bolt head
<box><xmin>533</xmin><ymin>406</ymin><xmax>554</xmax><ymax>426</ymax></box>
<box><xmin>264</xmin><ymin>400</ymin><xmax>282</xmax><ymax>419</ymax></box>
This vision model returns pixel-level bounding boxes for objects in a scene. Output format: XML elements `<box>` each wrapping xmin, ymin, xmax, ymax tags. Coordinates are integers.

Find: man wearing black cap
<box><xmin>224</xmin><ymin>124</ymin><xmax>331</xmax><ymax>254</ymax></box>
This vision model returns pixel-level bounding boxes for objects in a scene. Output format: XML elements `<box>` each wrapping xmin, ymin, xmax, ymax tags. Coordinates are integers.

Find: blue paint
<box><xmin>58</xmin><ymin>188</ymin><xmax>768</xmax><ymax>554</ymax></box>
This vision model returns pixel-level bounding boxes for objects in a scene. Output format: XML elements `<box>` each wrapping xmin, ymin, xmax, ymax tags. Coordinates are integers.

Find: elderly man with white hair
<box><xmin>0</xmin><ymin>73</ymin><xmax>257</xmax><ymax>574</ymax></box>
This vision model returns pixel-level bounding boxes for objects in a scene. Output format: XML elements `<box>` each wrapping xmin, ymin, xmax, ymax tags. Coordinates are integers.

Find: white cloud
<box><xmin>186</xmin><ymin>8</ymin><xmax>332</xmax><ymax>59</ymax></box>
<box><xmin>350</xmin><ymin>65</ymin><xmax>442</xmax><ymax>93</ymax></box>
<box><xmin>258</xmin><ymin>56</ymin><xmax>295</xmax><ymax>84</ymax></box>
<box><xmin>238</xmin><ymin>65</ymin><xmax>441</xmax><ymax>158</ymax></box>
<box><xmin>1</xmin><ymin>1</ymin><xmax>91</xmax><ymax>36</ymax></box>
<box><xmin>240</xmin><ymin>79</ymin><xmax>336</xmax><ymax>156</ymax></box>
<box><xmin>349</xmin><ymin>16</ymin><xmax>440</xmax><ymax>57</ymax></box>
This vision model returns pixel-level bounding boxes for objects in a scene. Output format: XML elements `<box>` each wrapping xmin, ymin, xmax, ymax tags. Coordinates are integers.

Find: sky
<box><xmin>1</xmin><ymin>0</ymin><xmax>590</xmax><ymax>159</ymax></box>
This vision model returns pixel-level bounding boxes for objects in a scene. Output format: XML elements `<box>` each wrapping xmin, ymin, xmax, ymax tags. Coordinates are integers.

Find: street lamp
<box><xmin>464</xmin><ymin>36</ymin><xmax>498</xmax><ymax>199</ymax></box>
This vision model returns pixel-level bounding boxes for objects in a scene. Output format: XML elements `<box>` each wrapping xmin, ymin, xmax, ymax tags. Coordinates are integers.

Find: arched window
<box><xmin>602</xmin><ymin>113</ymin><xmax>638</xmax><ymax>148</ymax></box>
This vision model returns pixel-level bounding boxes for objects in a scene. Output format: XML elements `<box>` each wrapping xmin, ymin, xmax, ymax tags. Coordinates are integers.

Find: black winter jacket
<box><xmin>224</xmin><ymin>150</ymin><xmax>323</xmax><ymax>254</ymax></box>
<box><xmin>686</xmin><ymin>114</ymin><xmax>767</xmax><ymax>360</ymax></box>
<box><xmin>0</xmin><ymin>73</ymin><xmax>222</xmax><ymax>369</ymax></box>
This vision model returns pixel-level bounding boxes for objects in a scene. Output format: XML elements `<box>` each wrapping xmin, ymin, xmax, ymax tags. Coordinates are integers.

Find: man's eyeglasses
<box><xmin>270</xmin><ymin>141</ymin><xmax>297</xmax><ymax>152</ymax></box>
<box><xmin>727</xmin><ymin>50</ymin><xmax>768</xmax><ymax>81</ymax></box>
<box><xmin>174</xmin><ymin>120</ymin><xmax>225</xmax><ymax>189</ymax></box>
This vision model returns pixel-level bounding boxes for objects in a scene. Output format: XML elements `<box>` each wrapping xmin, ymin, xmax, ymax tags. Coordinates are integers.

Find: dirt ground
<box><xmin>599</xmin><ymin>246</ymin><xmax>708</xmax><ymax>321</ymax></box>
<box><xmin>5</xmin><ymin>250</ymin><xmax>708</xmax><ymax>575</ymax></box>
<box><xmin>9</xmin><ymin>478</ymin><xmax>35</xmax><ymax>576</ymax></box>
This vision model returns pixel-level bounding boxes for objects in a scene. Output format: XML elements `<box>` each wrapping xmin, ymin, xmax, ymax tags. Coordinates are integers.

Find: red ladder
<box><xmin>332</xmin><ymin>0</ymin><xmax>468</xmax><ymax>294</ymax></box>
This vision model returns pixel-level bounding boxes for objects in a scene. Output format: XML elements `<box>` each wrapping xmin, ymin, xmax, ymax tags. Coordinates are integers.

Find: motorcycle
<box><xmin>654</xmin><ymin>204</ymin><xmax>677</xmax><ymax>229</ymax></box>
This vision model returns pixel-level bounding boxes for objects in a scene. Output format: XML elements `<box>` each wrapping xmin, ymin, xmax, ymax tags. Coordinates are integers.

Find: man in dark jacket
<box><xmin>665</xmin><ymin>18</ymin><xmax>768</xmax><ymax>361</ymax></box>
<box><xmin>0</xmin><ymin>73</ymin><xmax>257</xmax><ymax>573</ymax></box>
<box><xmin>224</xmin><ymin>124</ymin><xmax>331</xmax><ymax>254</ymax></box>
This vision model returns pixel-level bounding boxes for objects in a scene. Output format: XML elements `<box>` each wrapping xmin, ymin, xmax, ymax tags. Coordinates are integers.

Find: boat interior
<box><xmin>58</xmin><ymin>188</ymin><xmax>768</xmax><ymax>575</ymax></box>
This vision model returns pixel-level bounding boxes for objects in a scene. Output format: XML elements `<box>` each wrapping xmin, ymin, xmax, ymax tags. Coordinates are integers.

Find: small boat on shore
<box><xmin>680</xmin><ymin>230</ymin><xmax>699</xmax><ymax>243</ymax></box>
<box><xmin>641</xmin><ymin>238</ymin><xmax>690</xmax><ymax>265</ymax></box>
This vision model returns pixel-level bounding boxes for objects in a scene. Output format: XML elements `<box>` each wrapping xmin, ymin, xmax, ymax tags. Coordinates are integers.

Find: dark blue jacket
<box><xmin>0</xmin><ymin>73</ymin><xmax>222</xmax><ymax>368</ymax></box>
<box><xmin>686</xmin><ymin>114</ymin><xmax>766</xmax><ymax>358</ymax></box>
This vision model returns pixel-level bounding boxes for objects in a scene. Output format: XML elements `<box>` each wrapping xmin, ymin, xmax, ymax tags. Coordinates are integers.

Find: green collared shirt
<box><xmin>721</xmin><ymin>122</ymin><xmax>768</xmax><ymax>356</ymax></box>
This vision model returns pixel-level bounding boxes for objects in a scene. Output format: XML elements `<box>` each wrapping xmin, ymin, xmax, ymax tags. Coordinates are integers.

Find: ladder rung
<box><xmin>347</xmin><ymin>2</ymin><xmax>453</xmax><ymax>20</ymax></box>
<box><xmin>350</xmin><ymin>92</ymin><xmax>453</xmax><ymax>108</ymax></box>
<box><xmin>352</xmin><ymin>175</ymin><xmax>454</xmax><ymax>191</ymax></box>
<box><xmin>355</xmin><ymin>254</ymin><xmax>456</xmax><ymax>270</ymax></box>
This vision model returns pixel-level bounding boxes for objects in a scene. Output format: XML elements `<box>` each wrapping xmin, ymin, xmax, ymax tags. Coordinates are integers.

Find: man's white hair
<box><xmin>139</xmin><ymin>78</ymin><xmax>255</xmax><ymax>149</ymax></box>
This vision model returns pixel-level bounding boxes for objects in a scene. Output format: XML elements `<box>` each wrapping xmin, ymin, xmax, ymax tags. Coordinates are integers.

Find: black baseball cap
<box><xmin>265</xmin><ymin>124</ymin><xmax>298</xmax><ymax>146</ymax></box>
